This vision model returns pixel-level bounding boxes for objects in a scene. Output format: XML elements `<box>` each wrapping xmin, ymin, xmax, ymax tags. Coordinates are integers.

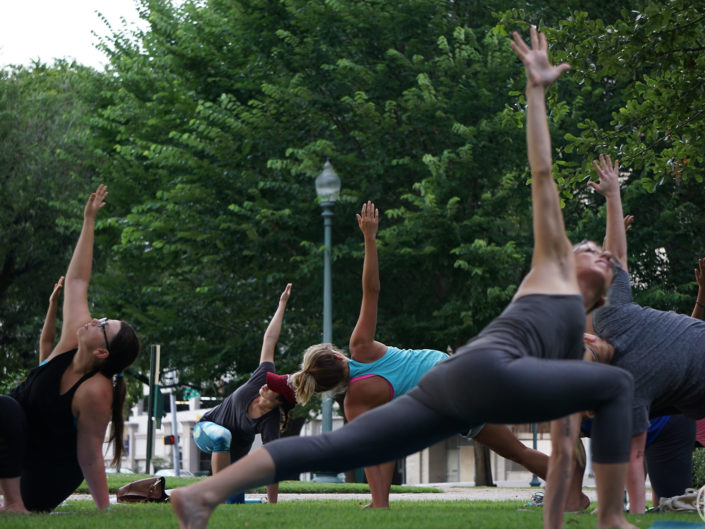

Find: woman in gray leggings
<box><xmin>171</xmin><ymin>28</ymin><xmax>637</xmax><ymax>529</ymax></box>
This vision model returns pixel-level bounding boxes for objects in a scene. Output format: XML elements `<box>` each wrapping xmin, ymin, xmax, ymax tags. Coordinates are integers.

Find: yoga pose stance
<box><xmin>192</xmin><ymin>284</ymin><xmax>296</xmax><ymax>504</ymax></box>
<box><xmin>572</xmin><ymin>156</ymin><xmax>705</xmax><ymax>511</ymax></box>
<box><xmin>172</xmin><ymin>28</ymin><xmax>637</xmax><ymax>529</ymax></box>
<box><xmin>0</xmin><ymin>185</ymin><xmax>141</xmax><ymax>512</ymax></box>
<box><xmin>292</xmin><ymin>200</ymin><xmax>585</xmax><ymax>510</ymax></box>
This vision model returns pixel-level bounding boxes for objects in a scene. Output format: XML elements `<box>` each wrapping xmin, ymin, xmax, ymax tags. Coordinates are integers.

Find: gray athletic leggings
<box><xmin>266</xmin><ymin>349</ymin><xmax>634</xmax><ymax>481</ymax></box>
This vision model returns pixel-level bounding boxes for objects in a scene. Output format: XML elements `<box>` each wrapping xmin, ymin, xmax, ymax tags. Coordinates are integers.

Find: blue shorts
<box><xmin>193</xmin><ymin>421</ymin><xmax>231</xmax><ymax>453</ymax></box>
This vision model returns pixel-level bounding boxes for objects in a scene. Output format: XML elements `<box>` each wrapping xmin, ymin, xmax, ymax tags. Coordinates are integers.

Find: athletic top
<box><xmin>470</xmin><ymin>294</ymin><xmax>585</xmax><ymax>360</ymax></box>
<box><xmin>10</xmin><ymin>349</ymin><xmax>99</xmax><ymax>511</ymax></box>
<box><xmin>348</xmin><ymin>346</ymin><xmax>448</xmax><ymax>399</ymax></box>
<box><xmin>410</xmin><ymin>294</ymin><xmax>585</xmax><ymax>417</ymax></box>
<box><xmin>199</xmin><ymin>362</ymin><xmax>280</xmax><ymax>461</ymax></box>
<box><xmin>593</xmin><ymin>267</ymin><xmax>705</xmax><ymax>434</ymax></box>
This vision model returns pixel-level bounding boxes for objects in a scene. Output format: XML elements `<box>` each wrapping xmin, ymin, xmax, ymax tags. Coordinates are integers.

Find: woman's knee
<box><xmin>608</xmin><ymin>367</ymin><xmax>634</xmax><ymax>400</ymax></box>
<box><xmin>193</xmin><ymin>421</ymin><xmax>231</xmax><ymax>453</ymax></box>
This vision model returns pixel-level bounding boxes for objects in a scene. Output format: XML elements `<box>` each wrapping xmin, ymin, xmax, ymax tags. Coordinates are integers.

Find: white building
<box><xmin>107</xmin><ymin>395</ymin><xmax>559</xmax><ymax>485</ymax></box>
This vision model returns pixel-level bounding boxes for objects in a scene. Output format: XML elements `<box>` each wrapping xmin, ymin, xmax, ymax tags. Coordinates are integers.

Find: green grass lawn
<box><xmin>76</xmin><ymin>475</ymin><xmax>440</xmax><ymax>494</ymax></box>
<box><xmin>1</xmin><ymin>499</ymin><xmax>704</xmax><ymax>529</ymax></box>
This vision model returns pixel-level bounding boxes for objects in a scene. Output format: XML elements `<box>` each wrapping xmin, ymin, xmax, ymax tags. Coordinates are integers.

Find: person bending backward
<box><xmin>192</xmin><ymin>284</ymin><xmax>296</xmax><ymax>504</ymax></box>
<box><xmin>573</xmin><ymin>156</ymin><xmax>705</xmax><ymax>514</ymax></box>
<box><xmin>289</xmin><ymin>200</ymin><xmax>588</xmax><ymax>511</ymax></box>
<box><xmin>172</xmin><ymin>28</ymin><xmax>637</xmax><ymax>529</ymax></box>
<box><xmin>0</xmin><ymin>185</ymin><xmax>141</xmax><ymax>513</ymax></box>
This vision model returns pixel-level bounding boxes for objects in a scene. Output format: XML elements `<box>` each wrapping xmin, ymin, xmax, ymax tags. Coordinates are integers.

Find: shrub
<box><xmin>692</xmin><ymin>448</ymin><xmax>705</xmax><ymax>489</ymax></box>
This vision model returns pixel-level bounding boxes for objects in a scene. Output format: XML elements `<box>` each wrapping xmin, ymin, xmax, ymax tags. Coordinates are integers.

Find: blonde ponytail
<box><xmin>290</xmin><ymin>370</ymin><xmax>317</xmax><ymax>405</ymax></box>
<box><xmin>290</xmin><ymin>343</ymin><xmax>348</xmax><ymax>404</ymax></box>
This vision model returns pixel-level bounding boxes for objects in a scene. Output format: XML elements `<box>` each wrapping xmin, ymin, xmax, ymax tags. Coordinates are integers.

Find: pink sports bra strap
<box><xmin>349</xmin><ymin>374</ymin><xmax>394</xmax><ymax>400</ymax></box>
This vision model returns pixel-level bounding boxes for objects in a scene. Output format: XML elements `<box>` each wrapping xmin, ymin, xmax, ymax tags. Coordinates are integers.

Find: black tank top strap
<box><xmin>66</xmin><ymin>369</ymin><xmax>102</xmax><ymax>396</ymax></box>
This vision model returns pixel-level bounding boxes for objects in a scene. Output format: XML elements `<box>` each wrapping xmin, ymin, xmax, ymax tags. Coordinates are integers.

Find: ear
<box><xmin>93</xmin><ymin>347</ymin><xmax>110</xmax><ymax>361</ymax></box>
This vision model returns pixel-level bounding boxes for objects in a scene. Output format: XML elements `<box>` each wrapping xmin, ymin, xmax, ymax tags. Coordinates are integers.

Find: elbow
<box><xmin>531</xmin><ymin>167</ymin><xmax>552</xmax><ymax>181</ymax></box>
<box><xmin>364</xmin><ymin>281</ymin><xmax>381</xmax><ymax>295</ymax></box>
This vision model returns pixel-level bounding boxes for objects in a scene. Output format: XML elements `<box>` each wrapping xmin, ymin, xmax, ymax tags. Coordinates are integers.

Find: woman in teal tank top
<box><xmin>289</xmin><ymin>201</ymin><xmax>587</xmax><ymax>511</ymax></box>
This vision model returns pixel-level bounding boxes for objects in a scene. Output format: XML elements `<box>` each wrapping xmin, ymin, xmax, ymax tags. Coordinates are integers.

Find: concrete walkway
<box><xmin>250</xmin><ymin>480</ymin><xmax>598</xmax><ymax>504</ymax></box>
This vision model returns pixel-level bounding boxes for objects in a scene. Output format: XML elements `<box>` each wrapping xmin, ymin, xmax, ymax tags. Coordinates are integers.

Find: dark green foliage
<box><xmin>0</xmin><ymin>62</ymin><xmax>104</xmax><ymax>391</ymax></box>
<box><xmin>693</xmin><ymin>448</ymin><xmax>705</xmax><ymax>489</ymax></box>
<box><xmin>3</xmin><ymin>0</ymin><xmax>705</xmax><ymax>410</ymax></box>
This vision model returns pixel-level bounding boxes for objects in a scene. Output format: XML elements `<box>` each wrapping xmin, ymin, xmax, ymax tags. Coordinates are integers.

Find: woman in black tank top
<box><xmin>171</xmin><ymin>29</ymin><xmax>636</xmax><ymax>529</ymax></box>
<box><xmin>0</xmin><ymin>185</ymin><xmax>141</xmax><ymax>512</ymax></box>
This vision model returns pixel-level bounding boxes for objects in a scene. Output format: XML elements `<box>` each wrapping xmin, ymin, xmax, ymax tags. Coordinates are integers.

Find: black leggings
<box><xmin>0</xmin><ymin>396</ymin><xmax>27</xmax><ymax>478</ymax></box>
<box><xmin>0</xmin><ymin>395</ymin><xmax>82</xmax><ymax>512</ymax></box>
<box><xmin>267</xmin><ymin>349</ymin><xmax>634</xmax><ymax>481</ymax></box>
<box><xmin>646</xmin><ymin>414</ymin><xmax>695</xmax><ymax>500</ymax></box>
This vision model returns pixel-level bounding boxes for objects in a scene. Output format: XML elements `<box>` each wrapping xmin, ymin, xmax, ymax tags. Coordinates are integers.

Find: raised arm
<box><xmin>39</xmin><ymin>276</ymin><xmax>64</xmax><ymax>364</ymax></box>
<box><xmin>349</xmin><ymin>201</ymin><xmax>387</xmax><ymax>362</ymax></box>
<box><xmin>589</xmin><ymin>155</ymin><xmax>628</xmax><ymax>271</ymax></box>
<box><xmin>692</xmin><ymin>258</ymin><xmax>705</xmax><ymax>319</ymax></box>
<box><xmin>52</xmin><ymin>185</ymin><xmax>108</xmax><ymax>357</ymax></box>
<box><xmin>510</xmin><ymin>28</ymin><xmax>572</xmax><ymax>273</ymax></box>
<box><xmin>259</xmin><ymin>283</ymin><xmax>292</xmax><ymax>364</ymax></box>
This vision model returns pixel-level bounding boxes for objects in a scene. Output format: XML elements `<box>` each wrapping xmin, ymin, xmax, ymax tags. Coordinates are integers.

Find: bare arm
<box><xmin>74</xmin><ymin>377</ymin><xmax>113</xmax><ymax>510</ymax></box>
<box><xmin>259</xmin><ymin>283</ymin><xmax>292</xmax><ymax>364</ymax></box>
<box><xmin>344</xmin><ymin>378</ymin><xmax>394</xmax><ymax>508</ymax></box>
<box><xmin>349</xmin><ymin>201</ymin><xmax>386</xmax><ymax>362</ymax></box>
<box><xmin>544</xmin><ymin>414</ymin><xmax>581</xmax><ymax>527</ymax></box>
<box><xmin>510</xmin><ymin>29</ymin><xmax>572</xmax><ymax>279</ymax></box>
<box><xmin>39</xmin><ymin>276</ymin><xmax>64</xmax><ymax>363</ymax></box>
<box><xmin>589</xmin><ymin>155</ymin><xmax>628</xmax><ymax>271</ymax></box>
<box><xmin>626</xmin><ymin>431</ymin><xmax>647</xmax><ymax>513</ymax></box>
<box><xmin>53</xmin><ymin>185</ymin><xmax>108</xmax><ymax>358</ymax></box>
<box><xmin>266</xmin><ymin>482</ymin><xmax>279</xmax><ymax>503</ymax></box>
<box><xmin>692</xmin><ymin>258</ymin><xmax>705</xmax><ymax>319</ymax></box>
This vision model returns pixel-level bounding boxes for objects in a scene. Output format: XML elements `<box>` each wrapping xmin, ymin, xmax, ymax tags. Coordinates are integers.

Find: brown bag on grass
<box><xmin>116</xmin><ymin>476</ymin><xmax>170</xmax><ymax>503</ymax></box>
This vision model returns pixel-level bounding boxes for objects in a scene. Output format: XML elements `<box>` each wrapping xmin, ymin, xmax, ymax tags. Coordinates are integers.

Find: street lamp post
<box><xmin>313</xmin><ymin>160</ymin><xmax>341</xmax><ymax>482</ymax></box>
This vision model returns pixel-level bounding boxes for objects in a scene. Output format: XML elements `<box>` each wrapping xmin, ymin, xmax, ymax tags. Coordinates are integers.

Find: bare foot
<box><xmin>361</xmin><ymin>501</ymin><xmax>389</xmax><ymax>509</ymax></box>
<box><xmin>565</xmin><ymin>492</ymin><xmax>590</xmax><ymax>513</ymax></box>
<box><xmin>0</xmin><ymin>504</ymin><xmax>30</xmax><ymax>514</ymax></box>
<box><xmin>597</xmin><ymin>515</ymin><xmax>638</xmax><ymax>529</ymax></box>
<box><xmin>171</xmin><ymin>487</ymin><xmax>216</xmax><ymax>529</ymax></box>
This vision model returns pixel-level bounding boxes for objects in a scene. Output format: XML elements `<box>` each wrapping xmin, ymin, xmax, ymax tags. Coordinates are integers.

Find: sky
<box><xmin>0</xmin><ymin>0</ymin><xmax>147</xmax><ymax>69</ymax></box>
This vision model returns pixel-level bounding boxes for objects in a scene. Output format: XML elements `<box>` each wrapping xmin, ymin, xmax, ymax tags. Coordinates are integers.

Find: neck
<box><xmin>73</xmin><ymin>346</ymin><xmax>99</xmax><ymax>375</ymax></box>
<box><xmin>256</xmin><ymin>396</ymin><xmax>277</xmax><ymax>413</ymax></box>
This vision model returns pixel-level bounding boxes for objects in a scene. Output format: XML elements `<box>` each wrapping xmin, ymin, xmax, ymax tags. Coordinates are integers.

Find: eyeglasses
<box><xmin>97</xmin><ymin>318</ymin><xmax>112</xmax><ymax>354</ymax></box>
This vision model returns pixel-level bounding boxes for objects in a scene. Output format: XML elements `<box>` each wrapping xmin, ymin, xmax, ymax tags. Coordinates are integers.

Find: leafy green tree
<box><xmin>90</xmin><ymin>0</ymin><xmax>663</xmax><ymax>397</ymax></box>
<box><xmin>0</xmin><ymin>62</ymin><xmax>104</xmax><ymax>391</ymax></box>
<box><xmin>549</xmin><ymin>0</ymin><xmax>705</xmax><ymax>313</ymax></box>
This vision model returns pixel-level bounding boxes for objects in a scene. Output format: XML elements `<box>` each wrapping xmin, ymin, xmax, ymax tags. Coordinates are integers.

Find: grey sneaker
<box><xmin>530</xmin><ymin>491</ymin><xmax>544</xmax><ymax>506</ymax></box>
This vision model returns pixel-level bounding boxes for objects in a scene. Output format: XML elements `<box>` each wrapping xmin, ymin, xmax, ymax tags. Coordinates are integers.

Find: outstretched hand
<box><xmin>624</xmin><ymin>215</ymin><xmax>634</xmax><ymax>233</ymax></box>
<box><xmin>510</xmin><ymin>27</ymin><xmax>570</xmax><ymax>89</ymax></box>
<box><xmin>695</xmin><ymin>258</ymin><xmax>705</xmax><ymax>291</ymax></box>
<box><xmin>588</xmin><ymin>154</ymin><xmax>620</xmax><ymax>198</ymax></box>
<box><xmin>280</xmin><ymin>283</ymin><xmax>292</xmax><ymax>304</ymax></box>
<box><xmin>84</xmin><ymin>184</ymin><xmax>108</xmax><ymax>220</ymax></box>
<box><xmin>356</xmin><ymin>200</ymin><xmax>379</xmax><ymax>239</ymax></box>
<box><xmin>49</xmin><ymin>276</ymin><xmax>64</xmax><ymax>304</ymax></box>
